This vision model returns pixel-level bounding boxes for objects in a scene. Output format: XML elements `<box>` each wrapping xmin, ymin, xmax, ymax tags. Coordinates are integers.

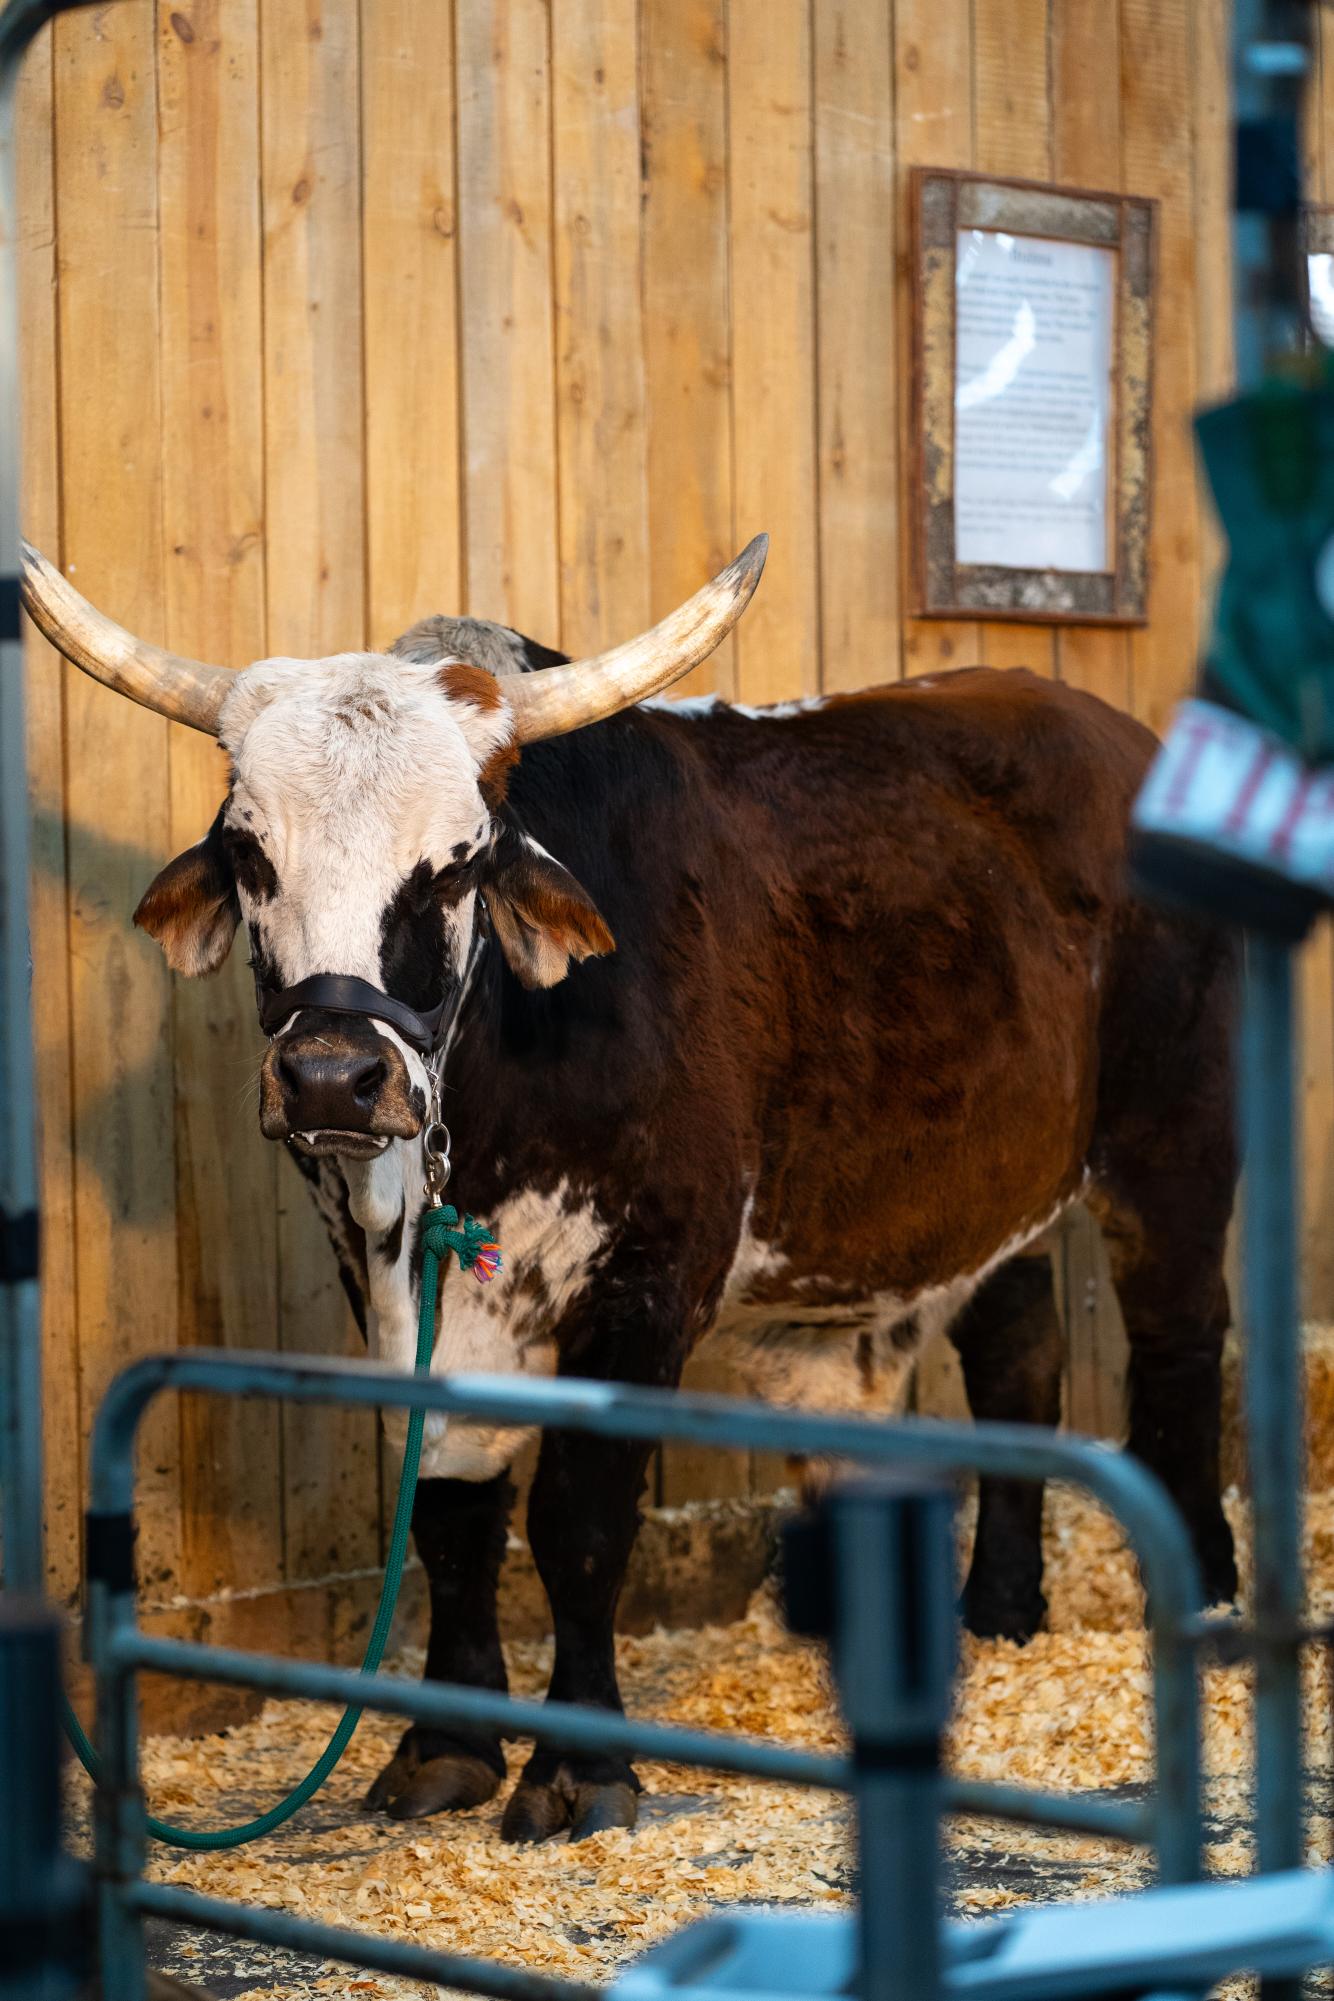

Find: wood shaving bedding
<box><xmin>67</xmin><ymin>1484</ymin><xmax>1334</xmax><ymax>1999</ymax></box>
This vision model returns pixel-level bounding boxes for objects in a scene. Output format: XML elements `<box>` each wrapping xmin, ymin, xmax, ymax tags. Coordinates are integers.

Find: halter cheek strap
<box><xmin>254</xmin><ymin>972</ymin><xmax>448</xmax><ymax>1056</ymax></box>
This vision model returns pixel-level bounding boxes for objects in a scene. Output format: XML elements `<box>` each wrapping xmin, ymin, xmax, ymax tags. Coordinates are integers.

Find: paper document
<box><xmin>954</xmin><ymin>228</ymin><xmax>1116</xmax><ymax>574</ymax></box>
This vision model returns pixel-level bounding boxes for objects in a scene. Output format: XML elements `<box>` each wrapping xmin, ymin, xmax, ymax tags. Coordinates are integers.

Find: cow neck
<box><xmin>339</xmin><ymin>941</ymin><xmax>584</xmax><ymax>1375</ymax></box>
<box><xmin>337</xmin><ymin>943</ymin><xmax>503</xmax><ymax>1373</ymax></box>
<box><xmin>334</xmin><ymin>1135</ymin><xmax>420</xmax><ymax>1375</ymax></box>
<box><xmin>430</xmin><ymin>943</ymin><xmax>583</xmax><ymax>1214</ymax></box>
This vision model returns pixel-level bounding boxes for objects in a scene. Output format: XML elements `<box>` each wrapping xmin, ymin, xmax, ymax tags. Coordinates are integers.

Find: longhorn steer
<box><xmin>23</xmin><ymin>539</ymin><xmax>1238</xmax><ymax>1843</ymax></box>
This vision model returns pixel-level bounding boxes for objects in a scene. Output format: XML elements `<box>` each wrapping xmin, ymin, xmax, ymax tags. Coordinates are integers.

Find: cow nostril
<box><xmin>352</xmin><ymin>1056</ymin><xmax>387</xmax><ymax>1106</ymax></box>
<box><xmin>274</xmin><ymin>1045</ymin><xmax>388</xmax><ymax>1118</ymax></box>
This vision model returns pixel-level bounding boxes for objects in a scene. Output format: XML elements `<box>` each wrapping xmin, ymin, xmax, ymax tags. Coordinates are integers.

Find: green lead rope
<box><xmin>60</xmin><ymin>1203</ymin><xmax>500</xmax><ymax>1851</ymax></box>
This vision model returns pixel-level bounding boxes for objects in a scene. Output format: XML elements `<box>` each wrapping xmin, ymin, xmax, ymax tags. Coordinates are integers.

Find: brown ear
<box><xmin>483</xmin><ymin>823</ymin><xmax>615</xmax><ymax>990</ymax></box>
<box><xmin>133</xmin><ymin>804</ymin><xmax>240</xmax><ymax>976</ymax></box>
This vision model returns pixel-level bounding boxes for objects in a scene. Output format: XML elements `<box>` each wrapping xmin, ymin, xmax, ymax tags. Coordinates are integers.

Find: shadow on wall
<box><xmin>31</xmin><ymin>805</ymin><xmax>270</xmax><ymax>1230</ymax></box>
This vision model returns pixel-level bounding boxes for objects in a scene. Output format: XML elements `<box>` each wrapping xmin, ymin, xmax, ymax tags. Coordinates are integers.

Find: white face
<box><xmin>133</xmin><ymin>647</ymin><xmax>614</xmax><ymax>1159</ymax></box>
<box><xmin>221</xmin><ymin>651</ymin><xmax>510</xmax><ymax>1091</ymax></box>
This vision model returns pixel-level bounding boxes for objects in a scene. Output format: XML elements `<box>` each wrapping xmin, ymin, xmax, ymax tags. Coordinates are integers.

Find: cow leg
<box><xmin>1097</xmin><ymin>1188</ymin><xmax>1238</xmax><ymax>1607</ymax></box>
<box><xmin>365</xmin><ymin>1471</ymin><xmax>514</xmax><ymax>1819</ymax></box>
<box><xmin>948</xmin><ymin>1253</ymin><xmax>1062</xmax><ymax>1642</ymax></box>
<box><xmin>1087</xmin><ymin>915</ymin><xmax>1238</xmax><ymax>1607</ymax></box>
<box><xmin>501</xmin><ymin>1428</ymin><xmax>655</xmax><ymax>1843</ymax></box>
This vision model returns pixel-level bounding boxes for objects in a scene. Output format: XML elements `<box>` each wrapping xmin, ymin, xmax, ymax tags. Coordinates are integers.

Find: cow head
<box><xmin>22</xmin><ymin>538</ymin><xmax>767</xmax><ymax>1165</ymax></box>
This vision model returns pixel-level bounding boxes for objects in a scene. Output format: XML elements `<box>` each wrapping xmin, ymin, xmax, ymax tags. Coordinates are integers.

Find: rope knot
<box><xmin>422</xmin><ymin>1202</ymin><xmax>502</xmax><ymax>1283</ymax></box>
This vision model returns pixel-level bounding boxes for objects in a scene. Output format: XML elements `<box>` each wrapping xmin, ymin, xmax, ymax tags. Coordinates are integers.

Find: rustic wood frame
<box><xmin>910</xmin><ymin>167</ymin><xmax>1157</xmax><ymax>626</ymax></box>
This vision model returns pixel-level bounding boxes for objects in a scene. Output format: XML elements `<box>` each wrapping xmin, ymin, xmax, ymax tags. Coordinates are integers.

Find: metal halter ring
<box><xmin>423</xmin><ymin>1120</ymin><xmax>452</xmax><ymax>1202</ymax></box>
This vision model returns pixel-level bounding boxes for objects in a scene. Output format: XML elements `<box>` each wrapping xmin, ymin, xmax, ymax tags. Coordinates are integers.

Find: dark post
<box><xmin>0</xmin><ymin>1596</ymin><xmax>89</xmax><ymax>2001</ymax></box>
<box><xmin>828</xmin><ymin>1476</ymin><xmax>956</xmax><ymax>2001</ymax></box>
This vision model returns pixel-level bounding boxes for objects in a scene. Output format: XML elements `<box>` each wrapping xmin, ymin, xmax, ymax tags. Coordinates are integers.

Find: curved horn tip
<box><xmin>730</xmin><ymin>532</ymin><xmax>769</xmax><ymax>590</ymax></box>
<box><xmin>18</xmin><ymin>540</ymin><xmax>64</xmax><ymax>608</ymax></box>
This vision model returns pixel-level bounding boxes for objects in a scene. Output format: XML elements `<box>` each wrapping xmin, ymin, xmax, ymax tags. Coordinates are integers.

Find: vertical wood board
<box><xmin>54</xmin><ymin>2</ymin><xmax>182</xmax><ymax>1595</ymax></box>
<box><xmin>551</xmin><ymin>0</ymin><xmax>649</xmax><ymax>657</ymax></box>
<box><xmin>260</xmin><ymin>0</ymin><xmax>379</xmax><ymax>1577</ymax></box>
<box><xmin>813</xmin><ymin>0</ymin><xmax>900</xmax><ymax>694</ymax></box>
<box><xmin>727</xmin><ymin>0</ymin><xmax>819</xmax><ymax>704</ymax></box>
<box><xmin>455</xmin><ymin>0</ymin><xmax>560</xmax><ymax>642</ymax></box>
<box><xmin>362</xmin><ymin>0</ymin><xmax>463</xmax><ymax>651</ymax></box>
<box><xmin>17</xmin><ymin>24</ymin><xmax>81</xmax><ymax>1606</ymax></box>
<box><xmin>157</xmin><ymin>0</ymin><xmax>284</xmax><ymax>1600</ymax></box>
<box><xmin>640</xmin><ymin>0</ymin><xmax>736</xmax><ymax>701</ymax></box>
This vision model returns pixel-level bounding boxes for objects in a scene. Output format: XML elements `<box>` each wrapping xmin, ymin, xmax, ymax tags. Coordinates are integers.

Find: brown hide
<box><xmin>659</xmin><ymin>669</ymin><xmax>1199</xmax><ymax>1310</ymax></box>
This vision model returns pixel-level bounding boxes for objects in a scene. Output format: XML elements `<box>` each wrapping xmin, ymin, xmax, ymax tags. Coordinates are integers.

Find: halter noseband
<box><xmin>254</xmin><ymin>972</ymin><xmax>448</xmax><ymax>1057</ymax></box>
<box><xmin>253</xmin><ymin>919</ymin><xmax>489</xmax><ymax>1062</ymax></box>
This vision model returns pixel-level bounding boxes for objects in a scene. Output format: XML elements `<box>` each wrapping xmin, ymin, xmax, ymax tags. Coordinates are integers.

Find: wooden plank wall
<box><xmin>17</xmin><ymin>0</ymin><xmax>1334</xmax><ymax>1638</ymax></box>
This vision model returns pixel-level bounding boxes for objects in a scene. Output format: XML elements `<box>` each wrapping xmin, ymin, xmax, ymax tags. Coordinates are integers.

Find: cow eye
<box><xmin>432</xmin><ymin>853</ymin><xmax>480</xmax><ymax>905</ymax></box>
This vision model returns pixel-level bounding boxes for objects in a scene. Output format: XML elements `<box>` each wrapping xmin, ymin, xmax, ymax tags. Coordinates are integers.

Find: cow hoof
<box><xmin>961</xmin><ymin>1581</ymin><xmax>1046</xmax><ymax>1645</ymax></box>
<box><xmin>501</xmin><ymin>1770</ymin><xmax>639</xmax><ymax>1843</ymax></box>
<box><xmin>366</xmin><ymin>1743</ymin><xmax>501</xmax><ymax>1819</ymax></box>
<box><xmin>501</xmin><ymin>1778</ymin><xmax>572</xmax><ymax>1843</ymax></box>
<box><xmin>569</xmin><ymin>1781</ymin><xmax>639</xmax><ymax>1840</ymax></box>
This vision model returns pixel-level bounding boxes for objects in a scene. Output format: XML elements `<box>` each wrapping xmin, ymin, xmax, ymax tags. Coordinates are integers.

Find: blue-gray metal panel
<box><xmin>115</xmin><ymin>1633</ymin><xmax>1149</xmax><ymax>1845</ymax></box>
<box><xmin>130</xmin><ymin>1882</ymin><xmax>598</xmax><ymax>2001</ymax></box>
<box><xmin>87</xmin><ymin>1351</ymin><xmax>1204</xmax><ymax>1625</ymax></box>
<box><xmin>88</xmin><ymin>1352</ymin><xmax>1200</xmax><ymax>1874</ymax></box>
<box><xmin>0</xmin><ymin>1597</ymin><xmax>88</xmax><ymax>2001</ymax></box>
<box><xmin>1240</xmin><ymin>939</ymin><xmax>1306</xmax><ymax>1888</ymax></box>
<box><xmin>123</xmin><ymin>1632</ymin><xmax>848</xmax><ymax>1788</ymax></box>
<box><xmin>613</xmin><ymin>1871</ymin><xmax>1334</xmax><ymax>2001</ymax></box>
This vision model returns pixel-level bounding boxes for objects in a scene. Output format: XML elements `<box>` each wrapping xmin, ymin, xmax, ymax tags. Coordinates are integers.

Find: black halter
<box><xmin>254</xmin><ymin>923</ymin><xmax>488</xmax><ymax>1060</ymax></box>
<box><xmin>254</xmin><ymin>972</ymin><xmax>449</xmax><ymax>1056</ymax></box>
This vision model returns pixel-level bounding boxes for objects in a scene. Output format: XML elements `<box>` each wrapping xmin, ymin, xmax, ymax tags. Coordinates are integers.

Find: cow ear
<box><xmin>482</xmin><ymin>822</ymin><xmax>615</xmax><ymax>989</ymax></box>
<box><xmin>133</xmin><ymin>803</ymin><xmax>240</xmax><ymax>977</ymax></box>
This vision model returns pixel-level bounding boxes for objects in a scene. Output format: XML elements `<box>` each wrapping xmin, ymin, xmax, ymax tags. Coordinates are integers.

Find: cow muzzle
<box><xmin>259</xmin><ymin>1023</ymin><xmax>424</xmax><ymax>1158</ymax></box>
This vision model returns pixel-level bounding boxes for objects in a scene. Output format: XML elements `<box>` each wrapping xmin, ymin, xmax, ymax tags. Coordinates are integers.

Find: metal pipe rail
<box><xmin>117</xmin><ymin>1632</ymin><xmax>1149</xmax><ymax>1848</ymax></box>
<box><xmin>129</xmin><ymin>1881</ymin><xmax>601</xmax><ymax>2001</ymax></box>
<box><xmin>85</xmin><ymin>1348</ymin><xmax>1202</xmax><ymax>1886</ymax></box>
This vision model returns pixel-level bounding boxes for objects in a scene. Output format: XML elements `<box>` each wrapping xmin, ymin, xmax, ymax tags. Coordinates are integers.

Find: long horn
<box><xmin>19</xmin><ymin>541</ymin><xmax>235</xmax><ymax>736</ymax></box>
<box><xmin>505</xmin><ymin>534</ymin><xmax>769</xmax><ymax>745</ymax></box>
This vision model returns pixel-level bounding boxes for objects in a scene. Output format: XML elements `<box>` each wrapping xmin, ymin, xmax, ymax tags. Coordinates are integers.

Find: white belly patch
<box><xmin>697</xmin><ymin>1202</ymin><xmax>1066</xmax><ymax>1417</ymax></box>
<box><xmin>359</xmin><ymin>1158</ymin><xmax>1064</xmax><ymax>1480</ymax></box>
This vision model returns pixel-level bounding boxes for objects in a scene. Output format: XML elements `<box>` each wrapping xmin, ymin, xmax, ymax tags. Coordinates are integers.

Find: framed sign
<box><xmin>911</xmin><ymin>169</ymin><xmax>1157</xmax><ymax>626</ymax></box>
<box><xmin>1305</xmin><ymin>206</ymin><xmax>1334</xmax><ymax>347</ymax></box>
